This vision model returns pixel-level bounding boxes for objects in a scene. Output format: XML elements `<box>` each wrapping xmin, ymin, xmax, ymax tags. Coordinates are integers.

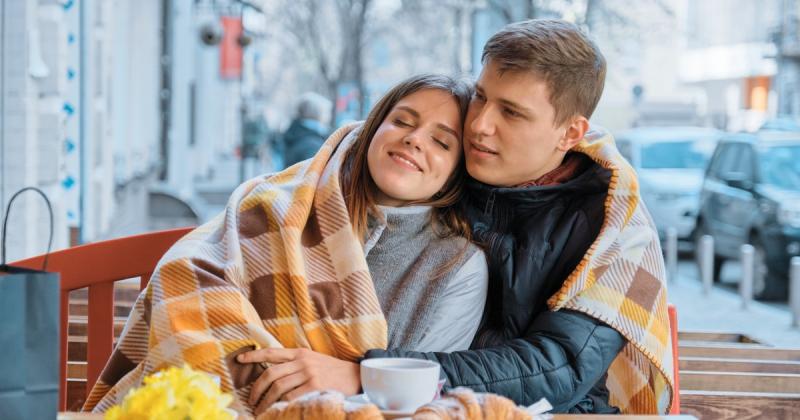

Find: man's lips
<box><xmin>469</xmin><ymin>141</ymin><xmax>498</xmax><ymax>155</ymax></box>
<box><xmin>388</xmin><ymin>151</ymin><xmax>422</xmax><ymax>171</ymax></box>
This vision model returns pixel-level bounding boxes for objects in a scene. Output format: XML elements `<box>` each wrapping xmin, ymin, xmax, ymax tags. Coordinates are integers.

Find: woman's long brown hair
<box><xmin>339</xmin><ymin>74</ymin><xmax>474</xmax><ymax>244</ymax></box>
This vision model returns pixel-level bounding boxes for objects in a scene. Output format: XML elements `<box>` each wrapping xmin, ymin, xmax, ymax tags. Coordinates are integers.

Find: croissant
<box><xmin>412</xmin><ymin>387</ymin><xmax>532</xmax><ymax>420</ymax></box>
<box><xmin>255</xmin><ymin>390</ymin><xmax>382</xmax><ymax>420</ymax></box>
<box><xmin>343</xmin><ymin>401</ymin><xmax>383</xmax><ymax>420</ymax></box>
<box><xmin>447</xmin><ymin>387</ymin><xmax>483</xmax><ymax>420</ymax></box>
<box><xmin>412</xmin><ymin>398</ymin><xmax>468</xmax><ymax>420</ymax></box>
<box><xmin>257</xmin><ymin>401</ymin><xmax>288</xmax><ymax>420</ymax></box>
<box><xmin>300</xmin><ymin>391</ymin><xmax>346</xmax><ymax>420</ymax></box>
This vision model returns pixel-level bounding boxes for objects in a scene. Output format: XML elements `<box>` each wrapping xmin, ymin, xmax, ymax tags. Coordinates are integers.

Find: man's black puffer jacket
<box><xmin>365</xmin><ymin>159</ymin><xmax>627</xmax><ymax>413</ymax></box>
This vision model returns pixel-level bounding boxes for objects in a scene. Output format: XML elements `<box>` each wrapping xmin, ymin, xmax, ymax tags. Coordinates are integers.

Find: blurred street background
<box><xmin>3</xmin><ymin>0</ymin><xmax>800</xmax><ymax>342</ymax></box>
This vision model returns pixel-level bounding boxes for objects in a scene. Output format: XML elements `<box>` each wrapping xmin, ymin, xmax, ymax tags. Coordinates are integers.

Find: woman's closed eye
<box><xmin>433</xmin><ymin>137</ymin><xmax>450</xmax><ymax>150</ymax></box>
<box><xmin>393</xmin><ymin>118</ymin><xmax>413</xmax><ymax>127</ymax></box>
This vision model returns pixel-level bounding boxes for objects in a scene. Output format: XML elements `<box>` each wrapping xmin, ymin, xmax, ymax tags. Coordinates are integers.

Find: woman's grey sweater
<box><xmin>365</xmin><ymin>205</ymin><xmax>488</xmax><ymax>352</ymax></box>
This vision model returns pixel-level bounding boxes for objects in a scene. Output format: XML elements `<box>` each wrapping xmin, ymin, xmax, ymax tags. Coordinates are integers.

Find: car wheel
<box><xmin>751</xmin><ymin>236</ymin><xmax>786</xmax><ymax>301</ymax></box>
<box><xmin>693</xmin><ymin>220</ymin><xmax>723</xmax><ymax>282</ymax></box>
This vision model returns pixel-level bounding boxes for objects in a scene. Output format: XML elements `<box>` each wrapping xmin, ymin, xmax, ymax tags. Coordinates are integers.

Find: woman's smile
<box><xmin>388</xmin><ymin>151</ymin><xmax>423</xmax><ymax>172</ymax></box>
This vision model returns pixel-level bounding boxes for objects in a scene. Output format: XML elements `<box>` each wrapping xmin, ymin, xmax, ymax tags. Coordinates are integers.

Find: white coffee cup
<box><xmin>360</xmin><ymin>358</ymin><xmax>440</xmax><ymax>411</ymax></box>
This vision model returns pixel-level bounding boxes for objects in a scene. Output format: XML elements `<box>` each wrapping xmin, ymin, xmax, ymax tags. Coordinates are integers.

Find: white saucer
<box><xmin>346</xmin><ymin>393</ymin><xmax>415</xmax><ymax>419</ymax></box>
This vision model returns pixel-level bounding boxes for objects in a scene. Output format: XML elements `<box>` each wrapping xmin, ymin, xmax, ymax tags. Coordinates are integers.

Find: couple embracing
<box><xmin>86</xmin><ymin>19</ymin><xmax>674</xmax><ymax>417</ymax></box>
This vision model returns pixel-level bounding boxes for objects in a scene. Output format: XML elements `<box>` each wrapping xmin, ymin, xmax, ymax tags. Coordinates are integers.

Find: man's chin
<box><xmin>466</xmin><ymin>164</ymin><xmax>503</xmax><ymax>186</ymax></box>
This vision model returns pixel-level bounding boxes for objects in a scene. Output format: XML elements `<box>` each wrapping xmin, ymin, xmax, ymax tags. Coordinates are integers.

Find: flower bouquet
<box><xmin>105</xmin><ymin>364</ymin><xmax>235</xmax><ymax>420</ymax></box>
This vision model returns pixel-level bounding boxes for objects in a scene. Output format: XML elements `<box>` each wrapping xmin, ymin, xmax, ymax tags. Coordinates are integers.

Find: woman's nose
<box><xmin>403</xmin><ymin>132</ymin><xmax>423</xmax><ymax>150</ymax></box>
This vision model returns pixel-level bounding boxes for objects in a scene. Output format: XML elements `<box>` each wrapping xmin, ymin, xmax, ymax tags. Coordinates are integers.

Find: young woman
<box><xmin>344</xmin><ymin>74</ymin><xmax>487</xmax><ymax>354</ymax></box>
<box><xmin>84</xmin><ymin>75</ymin><xmax>487</xmax><ymax>416</ymax></box>
<box><xmin>238</xmin><ymin>74</ymin><xmax>489</xmax><ymax>414</ymax></box>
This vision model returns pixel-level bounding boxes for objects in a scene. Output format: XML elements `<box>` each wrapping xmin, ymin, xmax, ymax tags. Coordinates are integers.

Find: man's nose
<box><xmin>469</xmin><ymin>105</ymin><xmax>496</xmax><ymax>137</ymax></box>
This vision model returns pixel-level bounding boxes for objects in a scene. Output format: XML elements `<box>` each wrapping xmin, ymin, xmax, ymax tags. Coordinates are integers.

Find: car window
<box><xmin>639</xmin><ymin>140</ymin><xmax>715</xmax><ymax>169</ymax></box>
<box><xmin>758</xmin><ymin>144</ymin><xmax>800</xmax><ymax>190</ymax></box>
<box><xmin>738</xmin><ymin>145</ymin><xmax>756</xmax><ymax>181</ymax></box>
<box><xmin>717</xmin><ymin>144</ymin><xmax>745</xmax><ymax>178</ymax></box>
<box><xmin>706</xmin><ymin>145</ymin><xmax>724</xmax><ymax>178</ymax></box>
<box><xmin>708</xmin><ymin>143</ymin><xmax>738</xmax><ymax>179</ymax></box>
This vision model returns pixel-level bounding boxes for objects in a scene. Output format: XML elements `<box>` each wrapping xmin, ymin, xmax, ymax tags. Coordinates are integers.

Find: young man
<box><xmin>238</xmin><ymin>19</ymin><xmax>674</xmax><ymax>415</ymax></box>
<box><xmin>364</xmin><ymin>19</ymin><xmax>675</xmax><ymax>414</ymax></box>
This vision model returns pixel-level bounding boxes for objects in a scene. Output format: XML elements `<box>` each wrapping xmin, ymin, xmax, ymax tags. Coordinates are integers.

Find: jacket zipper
<box><xmin>483</xmin><ymin>190</ymin><xmax>496</xmax><ymax>216</ymax></box>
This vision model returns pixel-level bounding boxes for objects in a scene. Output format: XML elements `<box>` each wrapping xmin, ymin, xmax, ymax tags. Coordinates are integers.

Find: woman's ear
<box><xmin>557</xmin><ymin>116</ymin><xmax>590</xmax><ymax>152</ymax></box>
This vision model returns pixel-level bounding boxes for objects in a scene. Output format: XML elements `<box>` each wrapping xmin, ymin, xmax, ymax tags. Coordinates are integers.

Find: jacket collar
<box><xmin>466</xmin><ymin>152</ymin><xmax>611</xmax><ymax>214</ymax></box>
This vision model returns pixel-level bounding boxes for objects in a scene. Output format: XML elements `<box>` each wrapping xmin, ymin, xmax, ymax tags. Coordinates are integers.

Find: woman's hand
<box><xmin>237</xmin><ymin>348</ymin><xmax>361</xmax><ymax>415</ymax></box>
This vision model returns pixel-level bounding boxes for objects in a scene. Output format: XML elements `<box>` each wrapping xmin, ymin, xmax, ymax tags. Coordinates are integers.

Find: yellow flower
<box><xmin>105</xmin><ymin>364</ymin><xmax>235</xmax><ymax>420</ymax></box>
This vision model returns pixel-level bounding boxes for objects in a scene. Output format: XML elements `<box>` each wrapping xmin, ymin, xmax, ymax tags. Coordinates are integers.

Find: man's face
<box><xmin>464</xmin><ymin>60</ymin><xmax>570</xmax><ymax>187</ymax></box>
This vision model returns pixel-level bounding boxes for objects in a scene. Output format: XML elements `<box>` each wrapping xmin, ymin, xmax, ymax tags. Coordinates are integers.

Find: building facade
<box><xmin>775</xmin><ymin>0</ymin><xmax>800</xmax><ymax>118</ymax></box>
<box><xmin>1</xmin><ymin>0</ymin><xmax>254</xmax><ymax>261</ymax></box>
<box><xmin>679</xmin><ymin>0</ymin><xmax>782</xmax><ymax>132</ymax></box>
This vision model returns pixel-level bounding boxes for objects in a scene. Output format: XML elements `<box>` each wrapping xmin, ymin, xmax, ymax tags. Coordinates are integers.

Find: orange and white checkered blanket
<box><xmin>84</xmin><ymin>123</ymin><xmax>388</xmax><ymax>414</ymax></box>
<box><xmin>549</xmin><ymin>128</ymin><xmax>675</xmax><ymax>414</ymax></box>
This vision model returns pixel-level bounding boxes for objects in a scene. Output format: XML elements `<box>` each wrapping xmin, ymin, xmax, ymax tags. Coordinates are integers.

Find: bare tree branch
<box><xmin>486</xmin><ymin>0</ymin><xmax>514</xmax><ymax>23</ymax></box>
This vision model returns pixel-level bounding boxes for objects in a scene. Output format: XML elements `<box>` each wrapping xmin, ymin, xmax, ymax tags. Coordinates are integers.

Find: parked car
<box><xmin>760</xmin><ymin>116</ymin><xmax>800</xmax><ymax>132</ymax></box>
<box><xmin>696</xmin><ymin>130</ymin><xmax>800</xmax><ymax>300</ymax></box>
<box><xmin>616</xmin><ymin>127</ymin><xmax>722</xmax><ymax>250</ymax></box>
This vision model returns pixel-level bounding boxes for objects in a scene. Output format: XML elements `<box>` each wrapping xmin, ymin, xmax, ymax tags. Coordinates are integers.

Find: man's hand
<box><xmin>236</xmin><ymin>348</ymin><xmax>361</xmax><ymax>415</ymax></box>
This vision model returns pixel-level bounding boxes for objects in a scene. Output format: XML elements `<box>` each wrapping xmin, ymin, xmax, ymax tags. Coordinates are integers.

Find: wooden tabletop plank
<box><xmin>681</xmin><ymin>390</ymin><xmax>800</xmax><ymax>420</ymax></box>
<box><xmin>678</xmin><ymin>331</ymin><xmax>761</xmax><ymax>344</ymax></box>
<box><xmin>679</xmin><ymin>343</ymin><xmax>800</xmax><ymax>361</ymax></box>
<box><xmin>679</xmin><ymin>356</ymin><xmax>800</xmax><ymax>374</ymax></box>
<box><xmin>680</xmin><ymin>370</ymin><xmax>800</xmax><ymax>393</ymax></box>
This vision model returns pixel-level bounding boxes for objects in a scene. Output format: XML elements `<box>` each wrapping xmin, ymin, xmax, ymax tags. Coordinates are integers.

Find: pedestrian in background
<box><xmin>282</xmin><ymin>92</ymin><xmax>333</xmax><ymax>167</ymax></box>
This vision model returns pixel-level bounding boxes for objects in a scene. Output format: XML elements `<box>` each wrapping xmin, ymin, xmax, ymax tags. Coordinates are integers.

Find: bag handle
<box><xmin>1</xmin><ymin>187</ymin><xmax>55</xmax><ymax>270</ymax></box>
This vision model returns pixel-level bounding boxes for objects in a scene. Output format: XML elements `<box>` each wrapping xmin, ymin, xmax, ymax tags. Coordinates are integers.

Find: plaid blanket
<box><xmin>84</xmin><ymin>123</ymin><xmax>388</xmax><ymax>414</ymax></box>
<box><xmin>548</xmin><ymin>128</ymin><xmax>675</xmax><ymax>414</ymax></box>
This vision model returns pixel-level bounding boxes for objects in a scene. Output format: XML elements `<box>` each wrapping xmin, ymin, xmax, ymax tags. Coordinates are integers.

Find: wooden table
<box><xmin>59</xmin><ymin>413</ymin><xmax>698</xmax><ymax>419</ymax></box>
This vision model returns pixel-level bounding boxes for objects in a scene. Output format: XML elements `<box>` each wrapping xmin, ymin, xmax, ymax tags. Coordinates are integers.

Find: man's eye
<box><xmin>472</xmin><ymin>93</ymin><xmax>485</xmax><ymax>102</ymax></box>
<box><xmin>503</xmin><ymin>108</ymin><xmax>521</xmax><ymax>118</ymax></box>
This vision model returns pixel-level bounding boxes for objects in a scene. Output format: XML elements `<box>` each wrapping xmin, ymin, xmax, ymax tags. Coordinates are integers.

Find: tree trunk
<box><xmin>524</xmin><ymin>0</ymin><xmax>537</xmax><ymax>20</ymax></box>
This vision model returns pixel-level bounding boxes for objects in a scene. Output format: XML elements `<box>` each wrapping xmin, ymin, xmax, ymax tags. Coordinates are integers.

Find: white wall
<box><xmin>0</xmin><ymin>0</ymin><xmax>71</xmax><ymax>261</ymax></box>
<box><xmin>111</xmin><ymin>0</ymin><xmax>161</xmax><ymax>184</ymax></box>
<box><xmin>0</xmin><ymin>0</ymin><xmax>130</xmax><ymax>259</ymax></box>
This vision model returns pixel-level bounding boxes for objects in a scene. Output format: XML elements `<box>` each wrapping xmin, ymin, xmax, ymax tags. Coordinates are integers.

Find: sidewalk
<box><xmin>667</xmin><ymin>260</ymin><xmax>800</xmax><ymax>347</ymax></box>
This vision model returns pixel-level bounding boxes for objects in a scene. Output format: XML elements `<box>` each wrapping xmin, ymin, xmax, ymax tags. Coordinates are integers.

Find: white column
<box><xmin>791</xmin><ymin>257</ymin><xmax>800</xmax><ymax>328</ymax></box>
<box><xmin>78</xmin><ymin>0</ymin><xmax>97</xmax><ymax>241</ymax></box>
<box><xmin>1</xmin><ymin>0</ymin><xmax>40</xmax><ymax>261</ymax></box>
<box><xmin>739</xmin><ymin>244</ymin><xmax>754</xmax><ymax>309</ymax></box>
<box><xmin>700</xmin><ymin>235</ymin><xmax>715</xmax><ymax>296</ymax></box>
<box><xmin>665</xmin><ymin>227</ymin><xmax>678</xmax><ymax>283</ymax></box>
<box><xmin>166</xmin><ymin>0</ymin><xmax>196</xmax><ymax>196</ymax></box>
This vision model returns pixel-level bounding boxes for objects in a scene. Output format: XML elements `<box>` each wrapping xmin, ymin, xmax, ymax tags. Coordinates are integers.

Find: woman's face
<box><xmin>367</xmin><ymin>89</ymin><xmax>463</xmax><ymax>207</ymax></box>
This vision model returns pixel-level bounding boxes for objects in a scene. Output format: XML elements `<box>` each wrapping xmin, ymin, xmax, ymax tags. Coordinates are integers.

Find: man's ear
<box><xmin>557</xmin><ymin>116</ymin><xmax>590</xmax><ymax>152</ymax></box>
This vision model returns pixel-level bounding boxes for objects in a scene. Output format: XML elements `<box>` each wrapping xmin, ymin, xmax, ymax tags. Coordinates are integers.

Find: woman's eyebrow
<box><xmin>436</xmin><ymin>123</ymin><xmax>458</xmax><ymax>139</ymax></box>
<box><xmin>395</xmin><ymin>106</ymin><xmax>420</xmax><ymax>118</ymax></box>
<box><xmin>395</xmin><ymin>105</ymin><xmax>458</xmax><ymax>139</ymax></box>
